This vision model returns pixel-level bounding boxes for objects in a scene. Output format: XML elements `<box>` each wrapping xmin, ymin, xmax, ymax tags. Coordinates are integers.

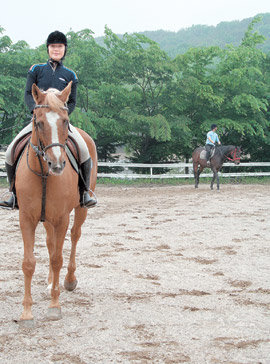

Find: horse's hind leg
<box><xmin>195</xmin><ymin>165</ymin><xmax>204</xmax><ymax>188</ymax></box>
<box><xmin>193</xmin><ymin>163</ymin><xmax>202</xmax><ymax>188</ymax></box>
<box><xmin>64</xmin><ymin>206</ymin><xmax>87</xmax><ymax>291</ymax></box>
<box><xmin>193</xmin><ymin>163</ymin><xmax>198</xmax><ymax>188</ymax></box>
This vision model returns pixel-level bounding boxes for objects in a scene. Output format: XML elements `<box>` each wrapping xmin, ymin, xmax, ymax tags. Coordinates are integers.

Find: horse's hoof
<box><xmin>47</xmin><ymin>307</ymin><xmax>62</xmax><ymax>321</ymax></box>
<box><xmin>64</xmin><ymin>279</ymin><xmax>78</xmax><ymax>291</ymax></box>
<box><xmin>18</xmin><ymin>319</ymin><xmax>35</xmax><ymax>328</ymax></box>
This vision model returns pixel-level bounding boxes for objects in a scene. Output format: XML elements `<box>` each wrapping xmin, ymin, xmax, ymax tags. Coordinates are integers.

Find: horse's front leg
<box><xmin>44</xmin><ymin>223</ymin><xmax>54</xmax><ymax>291</ymax></box>
<box><xmin>210</xmin><ymin>168</ymin><xmax>217</xmax><ymax>190</ymax></box>
<box><xmin>216</xmin><ymin>171</ymin><xmax>220</xmax><ymax>190</ymax></box>
<box><xmin>19</xmin><ymin>214</ymin><xmax>38</xmax><ymax>323</ymax></box>
<box><xmin>44</xmin><ymin>214</ymin><xmax>69</xmax><ymax>320</ymax></box>
<box><xmin>64</xmin><ymin>206</ymin><xmax>87</xmax><ymax>291</ymax></box>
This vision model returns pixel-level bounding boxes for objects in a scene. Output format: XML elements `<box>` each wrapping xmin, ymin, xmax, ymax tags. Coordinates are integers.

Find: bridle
<box><xmin>27</xmin><ymin>103</ymin><xmax>69</xmax><ymax>221</ymax></box>
<box><xmin>225</xmin><ymin>147</ymin><xmax>241</xmax><ymax>162</ymax></box>
<box><xmin>31</xmin><ymin>104</ymin><xmax>69</xmax><ymax>159</ymax></box>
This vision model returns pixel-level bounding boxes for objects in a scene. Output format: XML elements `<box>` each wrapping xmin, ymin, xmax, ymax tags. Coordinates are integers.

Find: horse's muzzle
<box><xmin>48</xmin><ymin>160</ymin><xmax>66</xmax><ymax>175</ymax></box>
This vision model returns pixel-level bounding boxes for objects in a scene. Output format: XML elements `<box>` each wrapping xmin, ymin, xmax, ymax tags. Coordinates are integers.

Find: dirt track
<box><xmin>0</xmin><ymin>184</ymin><xmax>269</xmax><ymax>363</ymax></box>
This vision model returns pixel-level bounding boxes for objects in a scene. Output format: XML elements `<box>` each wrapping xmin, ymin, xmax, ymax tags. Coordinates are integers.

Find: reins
<box><xmin>27</xmin><ymin>104</ymin><xmax>68</xmax><ymax>222</ymax></box>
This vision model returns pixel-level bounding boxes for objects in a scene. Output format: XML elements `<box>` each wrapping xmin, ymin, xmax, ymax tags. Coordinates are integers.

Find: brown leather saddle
<box><xmin>12</xmin><ymin>132</ymin><xmax>81</xmax><ymax>173</ymax></box>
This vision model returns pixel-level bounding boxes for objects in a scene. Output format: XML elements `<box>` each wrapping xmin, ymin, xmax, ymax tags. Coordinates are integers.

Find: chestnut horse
<box><xmin>192</xmin><ymin>145</ymin><xmax>241</xmax><ymax>190</ymax></box>
<box><xmin>15</xmin><ymin>82</ymin><xmax>97</xmax><ymax>325</ymax></box>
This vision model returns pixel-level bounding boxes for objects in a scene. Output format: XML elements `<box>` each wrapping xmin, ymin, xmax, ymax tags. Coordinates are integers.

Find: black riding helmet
<box><xmin>46</xmin><ymin>31</ymin><xmax>67</xmax><ymax>59</ymax></box>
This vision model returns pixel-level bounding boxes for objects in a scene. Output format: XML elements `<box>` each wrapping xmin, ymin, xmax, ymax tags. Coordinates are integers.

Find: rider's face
<box><xmin>48</xmin><ymin>44</ymin><xmax>65</xmax><ymax>62</ymax></box>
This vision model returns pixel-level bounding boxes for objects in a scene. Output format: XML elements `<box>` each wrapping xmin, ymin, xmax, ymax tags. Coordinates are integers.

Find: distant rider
<box><xmin>205</xmin><ymin>124</ymin><xmax>221</xmax><ymax>166</ymax></box>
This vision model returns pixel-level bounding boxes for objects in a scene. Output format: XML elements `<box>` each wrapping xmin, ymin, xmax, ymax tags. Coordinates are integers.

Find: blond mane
<box><xmin>44</xmin><ymin>88</ymin><xmax>65</xmax><ymax>112</ymax></box>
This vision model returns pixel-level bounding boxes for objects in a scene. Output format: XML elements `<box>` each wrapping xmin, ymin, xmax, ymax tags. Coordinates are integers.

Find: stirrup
<box><xmin>81</xmin><ymin>190</ymin><xmax>97</xmax><ymax>208</ymax></box>
<box><xmin>0</xmin><ymin>193</ymin><xmax>18</xmax><ymax>210</ymax></box>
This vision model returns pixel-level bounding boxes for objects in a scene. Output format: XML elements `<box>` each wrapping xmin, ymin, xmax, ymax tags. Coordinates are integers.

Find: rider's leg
<box><xmin>0</xmin><ymin>163</ymin><xmax>18</xmax><ymax>208</ymax></box>
<box><xmin>79</xmin><ymin>158</ymin><xmax>96</xmax><ymax>207</ymax></box>
<box><xmin>0</xmin><ymin>123</ymin><xmax>32</xmax><ymax>209</ymax></box>
<box><xmin>205</xmin><ymin>144</ymin><xmax>212</xmax><ymax>166</ymax></box>
<box><xmin>68</xmin><ymin>125</ymin><xmax>97</xmax><ymax>208</ymax></box>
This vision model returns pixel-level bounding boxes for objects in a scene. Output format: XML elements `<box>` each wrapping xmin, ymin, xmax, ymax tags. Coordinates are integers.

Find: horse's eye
<box><xmin>63</xmin><ymin>119</ymin><xmax>70</xmax><ymax>129</ymax></box>
<box><xmin>36</xmin><ymin>121</ymin><xmax>44</xmax><ymax>130</ymax></box>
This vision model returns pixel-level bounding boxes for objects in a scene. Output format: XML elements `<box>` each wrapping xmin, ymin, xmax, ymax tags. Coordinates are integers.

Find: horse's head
<box><xmin>227</xmin><ymin>146</ymin><xmax>241</xmax><ymax>164</ymax></box>
<box><xmin>31</xmin><ymin>82</ymin><xmax>72</xmax><ymax>175</ymax></box>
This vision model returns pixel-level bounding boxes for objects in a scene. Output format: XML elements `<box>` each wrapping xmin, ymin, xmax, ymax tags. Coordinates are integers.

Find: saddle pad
<box><xmin>13</xmin><ymin>133</ymin><xmax>32</xmax><ymax>164</ymax></box>
<box><xmin>200</xmin><ymin>147</ymin><xmax>215</xmax><ymax>160</ymax></box>
<box><xmin>13</xmin><ymin>134</ymin><xmax>80</xmax><ymax>173</ymax></box>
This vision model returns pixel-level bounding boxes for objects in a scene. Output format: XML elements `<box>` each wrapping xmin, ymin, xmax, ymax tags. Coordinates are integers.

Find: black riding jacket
<box><xmin>24</xmin><ymin>59</ymin><xmax>78</xmax><ymax>115</ymax></box>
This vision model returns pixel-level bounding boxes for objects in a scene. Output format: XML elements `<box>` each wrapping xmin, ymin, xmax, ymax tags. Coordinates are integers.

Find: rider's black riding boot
<box><xmin>79</xmin><ymin>158</ymin><xmax>97</xmax><ymax>208</ymax></box>
<box><xmin>205</xmin><ymin>149</ymin><xmax>211</xmax><ymax>167</ymax></box>
<box><xmin>0</xmin><ymin>163</ymin><xmax>18</xmax><ymax>209</ymax></box>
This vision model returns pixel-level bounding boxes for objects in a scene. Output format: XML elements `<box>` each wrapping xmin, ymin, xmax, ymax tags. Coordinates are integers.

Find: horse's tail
<box><xmin>192</xmin><ymin>148</ymin><xmax>199</xmax><ymax>163</ymax></box>
<box><xmin>76</xmin><ymin>128</ymin><xmax>98</xmax><ymax>194</ymax></box>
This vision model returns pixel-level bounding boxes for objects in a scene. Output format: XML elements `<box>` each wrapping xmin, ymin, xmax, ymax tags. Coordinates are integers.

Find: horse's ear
<box><xmin>32</xmin><ymin>84</ymin><xmax>43</xmax><ymax>104</ymax></box>
<box><xmin>59</xmin><ymin>81</ymin><xmax>72</xmax><ymax>104</ymax></box>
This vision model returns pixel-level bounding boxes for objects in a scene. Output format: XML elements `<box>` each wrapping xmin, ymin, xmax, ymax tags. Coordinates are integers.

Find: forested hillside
<box><xmin>0</xmin><ymin>16</ymin><xmax>270</xmax><ymax>165</ymax></box>
<box><xmin>96</xmin><ymin>13</ymin><xmax>270</xmax><ymax>57</ymax></box>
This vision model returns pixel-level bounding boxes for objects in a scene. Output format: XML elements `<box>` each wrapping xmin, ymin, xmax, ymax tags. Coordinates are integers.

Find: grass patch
<box><xmin>97</xmin><ymin>176</ymin><xmax>270</xmax><ymax>186</ymax></box>
<box><xmin>0</xmin><ymin>178</ymin><xmax>8</xmax><ymax>188</ymax></box>
<box><xmin>1</xmin><ymin>176</ymin><xmax>269</xmax><ymax>189</ymax></box>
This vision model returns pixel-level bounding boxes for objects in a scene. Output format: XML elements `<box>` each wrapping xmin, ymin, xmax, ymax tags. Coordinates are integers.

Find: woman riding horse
<box><xmin>0</xmin><ymin>30</ymin><xmax>96</xmax><ymax>209</ymax></box>
<box><xmin>13</xmin><ymin>81</ymin><xmax>97</xmax><ymax>324</ymax></box>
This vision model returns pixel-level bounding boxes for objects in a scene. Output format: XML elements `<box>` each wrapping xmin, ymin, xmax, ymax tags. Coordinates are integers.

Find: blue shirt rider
<box><xmin>205</xmin><ymin>124</ymin><xmax>221</xmax><ymax>166</ymax></box>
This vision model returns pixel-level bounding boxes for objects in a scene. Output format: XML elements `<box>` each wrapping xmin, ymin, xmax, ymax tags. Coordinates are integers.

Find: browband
<box><xmin>34</xmin><ymin>104</ymin><xmax>69</xmax><ymax>111</ymax></box>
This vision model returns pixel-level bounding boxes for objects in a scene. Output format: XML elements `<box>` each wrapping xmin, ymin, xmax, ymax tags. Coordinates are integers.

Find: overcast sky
<box><xmin>1</xmin><ymin>0</ymin><xmax>269</xmax><ymax>48</ymax></box>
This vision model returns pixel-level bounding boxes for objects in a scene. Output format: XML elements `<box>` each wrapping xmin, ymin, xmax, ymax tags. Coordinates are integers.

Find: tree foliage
<box><xmin>0</xmin><ymin>17</ymin><xmax>269</xmax><ymax>164</ymax></box>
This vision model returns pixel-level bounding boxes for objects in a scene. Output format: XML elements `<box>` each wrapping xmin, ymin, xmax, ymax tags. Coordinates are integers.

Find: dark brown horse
<box><xmin>192</xmin><ymin>145</ymin><xmax>241</xmax><ymax>190</ymax></box>
<box><xmin>15</xmin><ymin>82</ymin><xmax>97</xmax><ymax>326</ymax></box>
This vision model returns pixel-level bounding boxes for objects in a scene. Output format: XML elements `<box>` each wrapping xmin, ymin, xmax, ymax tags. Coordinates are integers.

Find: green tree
<box><xmin>66</xmin><ymin>29</ymin><xmax>125</xmax><ymax>161</ymax></box>
<box><xmin>0</xmin><ymin>28</ymin><xmax>34</xmax><ymax>143</ymax></box>
<box><xmin>166</xmin><ymin>46</ymin><xmax>223</xmax><ymax>161</ymax></box>
<box><xmin>203</xmin><ymin>16</ymin><xmax>270</xmax><ymax>160</ymax></box>
<box><xmin>104</xmin><ymin>28</ymin><xmax>173</xmax><ymax>164</ymax></box>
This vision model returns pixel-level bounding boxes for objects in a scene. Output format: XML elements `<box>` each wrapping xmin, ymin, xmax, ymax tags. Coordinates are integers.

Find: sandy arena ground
<box><xmin>0</xmin><ymin>184</ymin><xmax>269</xmax><ymax>364</ymax></box>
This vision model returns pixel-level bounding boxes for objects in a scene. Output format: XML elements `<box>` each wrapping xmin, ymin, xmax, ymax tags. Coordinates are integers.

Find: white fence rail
<box><xmin>0</xmin><ymin>150</ymin><xmax>269</xmax><ymax>179</ymax></box>
<box><xmin>97</xmin><ymin>162</ymin><xmax>270</xmax><ymax>179</ymax></box>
